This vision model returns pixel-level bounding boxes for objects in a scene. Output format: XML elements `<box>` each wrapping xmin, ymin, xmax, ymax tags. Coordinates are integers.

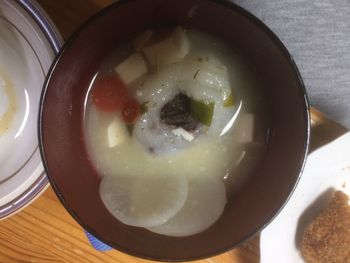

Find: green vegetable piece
<box><xmin>223</xmin><ymin>94</ymin><xmax>234</xmax><ymax>107</ymax></box>
<box><xmin>140</xmin><ymin>101</ymin><xmax>148</xmax><ymax>115</ymax></box>
<box><xmin>190</xmin><ymin>99</ymin><xmax>215</xmax><ymax>127</ymax></box>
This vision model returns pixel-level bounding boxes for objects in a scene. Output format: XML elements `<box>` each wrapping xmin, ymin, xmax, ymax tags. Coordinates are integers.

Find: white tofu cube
<box><xmin>171</xmin><ymin>26</ymin><xmax>190</xmax><ymax>58</ymax></box>
<box><xmin>142</xmin><ymin>26</ymin><xmax>190</xmax><ymax>66</ymax></box>
<box><xmin>107</xmin><ymin>118</ymin><xmax>129</xmax><ymax>148</ymax></box>
<box><xmin>114</xmin><ymin>53</ymin><xmax>147</xmax><ymax>85</ymax></box>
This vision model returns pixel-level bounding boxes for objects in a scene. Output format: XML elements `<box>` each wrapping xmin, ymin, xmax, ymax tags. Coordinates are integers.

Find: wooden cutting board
<box><xmin>0</xmin><ymin>1</ymin><xmax>347</xmax><ymax>262</ymax></box>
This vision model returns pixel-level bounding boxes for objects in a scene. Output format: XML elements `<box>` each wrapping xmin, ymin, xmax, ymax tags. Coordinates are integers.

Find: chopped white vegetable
<box><xmin>171</xmin><ymin>26</ymin><xmax>190</xmax><ymax>58</ymax></box>
<box><xmin>147</xmin><ymin>176</ymin><xmax>226</xmax><ymax>237</ymax></box>
<box><xmin>114</xmin><ymin>53</ymin><xmax>147</xmax><ymax>84</ymax></box>
<box><xmin>142</xmin><ymin>26</ymin><xmax>189</xmax><ymax>66</ymax></box>
<box><xmin>107</xmin><ymin>118</ymin><xmax>129</xmax><ymax>148</ymax></box>
<box><xmin>171</xmin><ymin>127</ymin><xmax>194</xmax><ymax>142</ymax></box>
<box><xmin>235</xmin><ymin>113</ymin><xmax>255</xmax><ymax>143</ymax></box>
<box><xmin>100</xmin><ymin>174</ymin><xmax>188</xmax><ymax>228</ymax></box>
<box><xmin>134</xmin><ymin>29</ymin><xmax>153</xmax><ymax>51</ymax></box>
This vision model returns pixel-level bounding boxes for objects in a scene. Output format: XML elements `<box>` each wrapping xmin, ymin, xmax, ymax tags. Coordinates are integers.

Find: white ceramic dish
<box><xmin>260</xmin><ymin>132</ymin><xmax>350</xmax><ymax>263</ymax></box>
<box><xmin>0</xmin><ymin>0</ymin><xmax>61</xmax><ymax>218</ymax></box>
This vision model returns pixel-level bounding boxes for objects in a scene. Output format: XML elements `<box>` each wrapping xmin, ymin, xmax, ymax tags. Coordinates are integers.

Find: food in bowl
<box><xmin>40</xmin><ymin>0</ymin><xmax>310</xmax><ymax>259</ymax></box>
<box><xmin>301</xmin><ymin>190</ymin><xmax>350</xmax><ymax>263</ymax></box>
<box><xmin>84</xmin><ymin>26</ymin><xmax>269</xmax><ymax>236</ymax></box>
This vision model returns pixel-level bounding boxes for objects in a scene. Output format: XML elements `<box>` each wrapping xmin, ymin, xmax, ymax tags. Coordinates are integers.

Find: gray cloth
<box><xmin>233</xmin><ymin>0</ymin><xmax>350</xmax><ymax>128</ymax></box>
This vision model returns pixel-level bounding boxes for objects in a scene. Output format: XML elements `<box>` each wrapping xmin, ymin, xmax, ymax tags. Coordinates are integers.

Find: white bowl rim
<box><xmin>0</xmin><ymin>0</ymin><xmax>61</xmax><ymax>219</ymax></box>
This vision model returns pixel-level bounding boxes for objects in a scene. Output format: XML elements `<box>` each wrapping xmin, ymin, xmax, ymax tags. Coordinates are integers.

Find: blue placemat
<box><xmin>84</xmin><ymin>230</ymin><xmax>112</xmax><ymax>252</ymax></box>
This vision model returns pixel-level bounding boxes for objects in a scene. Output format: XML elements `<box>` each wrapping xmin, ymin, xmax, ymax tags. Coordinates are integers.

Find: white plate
<box><xmin>0</xmin><ymin>0</ymin><xmax>61</xmax><ymax>218</ymax></box>
<box><xmin>260</xmin><ymin>132</ymin><xmax>350</xmax><ymax>263</ymax></box>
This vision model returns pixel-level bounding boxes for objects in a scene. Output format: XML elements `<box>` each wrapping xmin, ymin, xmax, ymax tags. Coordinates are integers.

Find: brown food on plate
<box><xmin>301</xmin><ymin>191</ymin><xmax>350</xmax><ymax>263</ymax></box>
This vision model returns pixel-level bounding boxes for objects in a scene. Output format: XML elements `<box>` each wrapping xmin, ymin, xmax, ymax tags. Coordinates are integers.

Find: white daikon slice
<box><xmin>107</xmin><ymin>118</ymin><xmax>129</xmax><ymax>148</ymax></box>
<box><xmin>132</xmin><ymin>57</ymin><xmax>235</xmax><ymax>154</ymax></box>
<box><xmin>100</xmin><ymin>174</ymin><xmax>188</xmax><ymax>228</ymax></box>
<box><xmin>114</xmin><ymin>53</ymin><xmax>147</xmax><ymax>84</ymax></box>
<box><xmin>142</xmin><ymin>27</ymin><xmax>189</xmax><ymax>66</ymax></box>
<box><xmin>147</xmin><ymin>176</ymin><xmax>226</xmax><ymax>237</ymax></box>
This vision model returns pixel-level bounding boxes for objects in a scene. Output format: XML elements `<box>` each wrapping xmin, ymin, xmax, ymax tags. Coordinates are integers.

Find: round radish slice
<box><xmin>147</xmin><ymin>176</ymin><xmax>226</xmax><ymax>237</ymax></box>
<box><xmin>99</xmin><ymin>174</ymin><xmax>188</xmax><ymax>228</ymax></box>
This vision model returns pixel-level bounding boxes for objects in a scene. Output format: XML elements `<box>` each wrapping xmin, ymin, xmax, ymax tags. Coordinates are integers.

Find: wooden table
<box><xmin>0</xmin><ymin>1</ymin><xmax>347</xmax><ymax>262</ymax></box>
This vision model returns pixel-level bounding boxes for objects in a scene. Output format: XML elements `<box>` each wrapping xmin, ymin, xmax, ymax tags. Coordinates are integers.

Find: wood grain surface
<box><xmin>0</xmin><ymin>1</ymin><xmax>347</xmax><ymax>262</ymax></box>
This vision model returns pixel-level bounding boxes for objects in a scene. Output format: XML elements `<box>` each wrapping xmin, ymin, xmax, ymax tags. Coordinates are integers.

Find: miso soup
<box><xmin>84</xmin><ymin>26</ymin><xmax>269</xmax><ymax>237</ymax></box>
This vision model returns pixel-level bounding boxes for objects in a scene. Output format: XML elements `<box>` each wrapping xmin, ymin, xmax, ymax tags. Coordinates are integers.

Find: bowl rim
<box><xmin>38</xmin><ymin>0</ymin><xmax>311</xmax><ymax>261</ymax></box>
<box><xmin>0</xmin><ymin>0</ymin><xmax>62</xmax><ymax>219</ymax></box>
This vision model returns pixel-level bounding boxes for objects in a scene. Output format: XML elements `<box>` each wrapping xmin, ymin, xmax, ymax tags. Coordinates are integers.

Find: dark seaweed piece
<box><xmin>160</xmin><ymin>93</ymin><xmax>199</xmax><ymax>132</ymax></box>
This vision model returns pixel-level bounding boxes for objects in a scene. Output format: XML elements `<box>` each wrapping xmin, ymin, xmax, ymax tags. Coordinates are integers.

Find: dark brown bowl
<box><xmin>39</xmin><ymin>0</ymin><xmax>310</xmax><ymax>261</ymax></box>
